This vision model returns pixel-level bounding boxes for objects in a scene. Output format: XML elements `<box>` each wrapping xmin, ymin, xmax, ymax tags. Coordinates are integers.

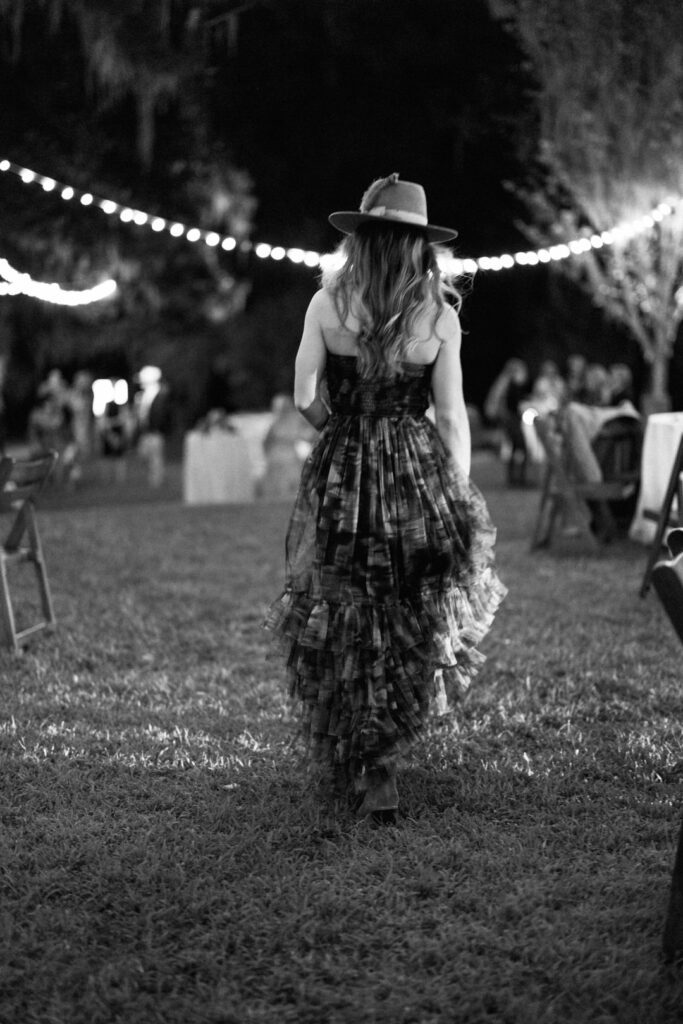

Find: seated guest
<box><xmin>606</xmin><ymin>363</ymin><xmax>635</xmax><ymax>405</ymax></box>
<box><xmin>530</xmin><ymin>359</ymin><xmax>567</xmax><ymax>415</ymax></box>
<box><xmin>562</xmin><ymin>364</ymin><xmax>640</xmax><ymax>484</ymax></box>
<box><xmin>484</xmin><ymin>358</ymin><xmax>531</xmax><ymax>485</ymax></box>
<box><xmin>573</xmin><ymin>363</ymin><xmax>611</xmax><ymax>406</ymax></box>
<box><xmin>565</xmin><ymin>353</ymin><xmax>588</xmax><ymax>402</ymax></box>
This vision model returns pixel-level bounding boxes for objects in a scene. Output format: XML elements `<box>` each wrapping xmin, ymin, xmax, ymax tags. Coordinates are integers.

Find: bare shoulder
<box><xmin>436</xmin><ymin>303</ymin><xmax>461</xmax><ymax>340</ymax></box>
<box><xmin>412</xmin><ymin>301</ymin><xmax>459</xmax><ymax>343</ymax></box>
<box><xmin>306</xmin><ymin>287</ymin><xmax>337</xmax><ymax>322</ymax></box>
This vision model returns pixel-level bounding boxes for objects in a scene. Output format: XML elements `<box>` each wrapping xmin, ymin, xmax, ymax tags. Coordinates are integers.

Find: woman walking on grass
<box><xmin>265</xmin><ymin>174</ymin><xmax>506</xmax><ymax>823</ymax></box>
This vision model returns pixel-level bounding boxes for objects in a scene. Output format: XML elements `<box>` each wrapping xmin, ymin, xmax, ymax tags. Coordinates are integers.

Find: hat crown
<box><xmin>328</xmin><ymin>173</ymin><xmax>458</xmax><ymax>242</ymax></box>
<box><xmin>360</xmin><ymin>178</ymin><xmax>428</xmax><ymax>224</ymax></box>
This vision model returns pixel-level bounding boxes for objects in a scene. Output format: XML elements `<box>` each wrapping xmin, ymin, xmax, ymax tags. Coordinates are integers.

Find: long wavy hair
<box><xmin>321</xmin><ymin>221</ymin><xmax>462</xmax><ymax>379</ymax></box>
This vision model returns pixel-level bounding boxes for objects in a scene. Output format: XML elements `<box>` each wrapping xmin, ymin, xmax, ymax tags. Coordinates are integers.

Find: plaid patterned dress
<box><xmin>265</xmin><ymin>352</ymin><xmax>505</xmax><ymax>791</ymax></box>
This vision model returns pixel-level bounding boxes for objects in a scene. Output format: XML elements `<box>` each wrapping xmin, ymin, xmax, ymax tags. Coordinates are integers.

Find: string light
<box><xmin>0</xmin><ymin>158</ymin><xmax>247</xmax><ymax>263</ymax></box>
<box><xmin>0</xmin><ymin>158</ymin><xmax>680</xmax><ymax>278</ymax></box>
<box><xmin>0</xmin><ymin>257</ymin><xmax>116</xmax><ymax>306</ymax></box>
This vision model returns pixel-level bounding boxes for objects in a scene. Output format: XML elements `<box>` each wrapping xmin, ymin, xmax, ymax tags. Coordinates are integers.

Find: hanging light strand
<box><xmin>0</xmin><ymin>158</ymin><xmax>320</xmax><ymax>269</ymax></box>
<box><xmin>0</xmin><ymin>256</ymin><xmax>116</xmax><ymax>306</ymax></box>
<box><xmin>438</xmin><ymin>199</ymin><xmax>678</xmax><ymax>278</ymax></box>
<box><xmin>1</xmin><ymin>158</ymin><xmax>679</xmax><ymax>278</ymax></box>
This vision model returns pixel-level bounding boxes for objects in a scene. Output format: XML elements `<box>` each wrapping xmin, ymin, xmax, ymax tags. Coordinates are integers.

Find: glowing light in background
<box><xmin>0</xmin><ymin>257</ymin><xmax>117</xmax><ymax>306</ymax></box>
<box><xmin>92</xmin><ymin>378</ymin><xmax>130</xmax><ymax>416</ymax></box>
<box><xmin>0</xmin><ymin>158</ymin><xmax>679</xmax><ymax>279</ymax></box>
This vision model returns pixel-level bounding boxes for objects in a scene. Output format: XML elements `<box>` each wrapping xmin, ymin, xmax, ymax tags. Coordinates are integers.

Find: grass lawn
<box><xmin>1</xmin><ymin>452</ymin><xmax>682</xmax><ymax>1024</ymax></box>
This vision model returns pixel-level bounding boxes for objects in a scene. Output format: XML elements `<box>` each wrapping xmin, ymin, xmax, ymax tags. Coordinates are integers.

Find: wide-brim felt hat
<box><xmin>329</xmin><ymin>173</ymin><xmax>458</xmax><ymax>243</ymax></box>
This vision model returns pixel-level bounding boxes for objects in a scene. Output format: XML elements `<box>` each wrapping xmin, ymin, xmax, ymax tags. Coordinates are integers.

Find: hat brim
<box><xmin>328</xmin><ymin>211</ymin><xmax>457</xmax><ymax>243</ymax></box>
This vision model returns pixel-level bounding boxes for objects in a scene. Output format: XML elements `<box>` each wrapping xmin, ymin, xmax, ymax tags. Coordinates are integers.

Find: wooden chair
<box><xmin>651</xmin><ymin>530</ymin><xmax>683</xmax><ymax>963</ymax></box>
<box><xmin>531</xmin><ymin>414</ymin><xmax>642</xmax><ymax>550</ymax></box>
<box><xmin>0</xmin><ymin>451</ymin><xmax>58</xmax><ymax>652</ymax></box>
<box><xmin>639</xmin><ymin>435</ymin><xmax>683</xmax><ymax>597</ymax></box>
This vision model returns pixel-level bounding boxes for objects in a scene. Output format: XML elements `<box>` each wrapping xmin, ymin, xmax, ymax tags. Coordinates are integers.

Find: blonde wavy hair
<box><xmin>321</xmin><ymin>220</ymin><xmax>462</xmax><ymax>379</ymax></box>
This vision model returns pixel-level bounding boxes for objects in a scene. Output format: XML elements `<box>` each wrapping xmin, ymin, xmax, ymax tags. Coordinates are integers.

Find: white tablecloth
<box><xmin>183</xmin><ymin>429</ymin><xmax>255</xmax><ymax>505</ymax></box>
<box><xmin>629</xmin><ymin>412</ymin><xmax>683</xmax><ymax>544</ymax></box>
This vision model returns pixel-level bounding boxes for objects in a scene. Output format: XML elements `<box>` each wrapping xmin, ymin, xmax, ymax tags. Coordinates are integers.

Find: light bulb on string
<box><xmin>0</xmin><ymin>155</ymin><xmax>680</xmax><ymax>277</ymax></box>
<box><xmin>0</xmin><ymin>254</ymin><xmax>117</xmax><ymax>306</ymax></box>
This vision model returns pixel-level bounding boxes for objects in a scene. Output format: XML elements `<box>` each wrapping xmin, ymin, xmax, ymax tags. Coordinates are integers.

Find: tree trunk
<box><xmin>641</xmin><ymin>348</ymin><xmax>671</xmax><ymax>415</ymax></box>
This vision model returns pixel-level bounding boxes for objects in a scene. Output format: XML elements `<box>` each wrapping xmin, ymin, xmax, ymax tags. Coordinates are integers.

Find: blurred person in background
<box><xmin>484</xmin><ymin>357</ymin><xmax>531</xmax><ymax>485</ymax></box>
<box><xmin>565</xmin><ymin>354</ymin><xmax>587</xmax><ymax>402</ymax></box>
<box><xmin>606</xmin><ymin>363</ymin><xmax>635</xmax><ymax>406</ymax></box>
<box><xmin>135</xmin><ymin>366</ymin><xmax>173</xmax><ymax>488</ymax></box>
<box><xmin>99</xmin><ymin>399</ymin><xmax>133</xmax><ymax>483</ymax></box>
<box><xmin>30</xmin><ymin>369</ymin><xmax>74</xmax><ymax>482</ymax></box>
<box><xmin>64</xmin><ymin>370</ymin><xmax>94</xmax><ymax>485</ymax></box>
<box><xmin>577</xmin><ymin>363</ymin><xmax>612</xmax><ymax>407</ymax></box>
<box><xmin>562</xmin><ymin>361</ymin><xmax>640</xmax><ymax>487</ymax></box>
<box><xmin>260</xmin><ymin>393</ymin><xmax>317</xmax><ymax>500</ymax></box>
<box><xmin>529</xmin><ymin>359</ymin><xmax>567</xmax><ymax>415</ymax></box>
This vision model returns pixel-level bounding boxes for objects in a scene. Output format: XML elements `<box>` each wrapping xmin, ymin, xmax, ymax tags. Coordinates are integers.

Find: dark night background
<box><xmin>0</xmin><ymin>0</ymin><xmax>644</xmax><ymax>431</ymax></box>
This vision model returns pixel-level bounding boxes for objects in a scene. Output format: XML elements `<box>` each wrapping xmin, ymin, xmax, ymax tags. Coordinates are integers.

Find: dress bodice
<box><xmin>325</xmin><ymin>352</ymin><xmax>434</xmax><ymax>418</ymax></box>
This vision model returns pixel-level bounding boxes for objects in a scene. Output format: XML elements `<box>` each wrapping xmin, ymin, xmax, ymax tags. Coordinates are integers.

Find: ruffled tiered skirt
<box><xmin>265</xmin><ymin>413</ymin><xmax>506</xmax><ymax>792</ymax></box>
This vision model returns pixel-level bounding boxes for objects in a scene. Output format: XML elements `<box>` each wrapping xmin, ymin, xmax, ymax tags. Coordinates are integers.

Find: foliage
<box><xmin>488</xmin><ymin>0</ymin><xmax>683</xmax><ymax>405</ymax></box>
<box><xmin>0</xmin><ymin>0</ymin><xmax>259</xmax><ymax>167</ymax></box>
<box><xmin>0</xmin><ymin>459</ymin><xmax>682</xmax><ymax>1022</ymax></box>
<box><xmin>0</xmin><ymin>0</ymin><xmax>258</xmax><ymax>423</ymax></box>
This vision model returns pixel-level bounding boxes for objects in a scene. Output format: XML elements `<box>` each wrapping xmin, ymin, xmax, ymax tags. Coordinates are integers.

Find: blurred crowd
<box><xmin>25</xmin><ymin>365</ymin><xmax>174</xmax><ymax>489</ymax></box>
<box><xmin>16</xmin><ymin>353</ymin><xmax>641</xmax><ymax>502</ymax></box>
<box><xmin>484</xmin><ymin>355</ymin><xmax>637</xmax><ymax>486</ymax></box>
<box><xmin>20</xmin><ymin>364</ymin><xmax>316</xmax><ymax>500</ymax></box>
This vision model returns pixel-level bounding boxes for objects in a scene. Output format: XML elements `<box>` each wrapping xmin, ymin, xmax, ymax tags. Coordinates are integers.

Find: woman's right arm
<box><xmin>431</xmin><ymin>307</ymin><xmax>471</xmax><ymax>477</ymax></box>
<box><xmin>294</xmin><ymin>291</ymin><xmax>330</xmax><ymax>431</ymax></box>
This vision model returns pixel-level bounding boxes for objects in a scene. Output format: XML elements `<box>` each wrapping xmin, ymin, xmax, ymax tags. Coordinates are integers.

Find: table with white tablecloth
<box><xmin>629</xmin><ymin>412</ymin><xmax>683</xmax><ymax>544</ymax></box>
<box><xmin>182</xmin><ymin>428</ymin><xmax>255</xmax><ymax>504</ymax></box>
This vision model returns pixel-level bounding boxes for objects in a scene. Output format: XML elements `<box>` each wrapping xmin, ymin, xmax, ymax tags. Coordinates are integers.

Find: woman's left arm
<box><xmin>294</xmin><ymin>292</ymin><xmax>329</xmax><ymax>430</ymax></box>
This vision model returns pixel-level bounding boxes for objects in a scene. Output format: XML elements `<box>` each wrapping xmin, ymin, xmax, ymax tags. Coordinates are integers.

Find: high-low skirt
<box><xmin>264</xmin><ymin>411</ymin><xmax>506</xmax><ymax>786</ymax></box>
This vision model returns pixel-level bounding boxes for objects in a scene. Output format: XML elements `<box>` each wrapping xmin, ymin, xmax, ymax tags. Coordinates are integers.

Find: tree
<box><xmin>0</xmin><ymin>0</ymin><xmax>261</xmax><ymax>426</ymax></box>
<box><xmin>488</xmin><ymin>0</ymin><xmax>683</xmax><ymax>409</ymax></box>
<box><xmin>0</xmin><ymin>0</ymin><xmax>263</xmax><ymax>168</ymax></box>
